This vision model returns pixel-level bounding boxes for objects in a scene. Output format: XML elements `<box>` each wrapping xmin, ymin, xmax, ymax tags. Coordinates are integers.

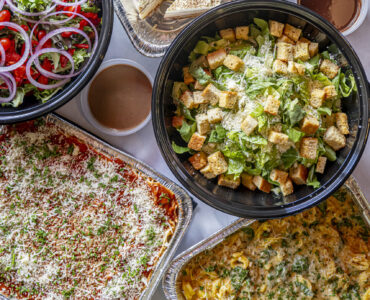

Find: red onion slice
<box><xmin>0</xmin><ymin>22</ymin><xmax>30</xmax><ymax>73</ymax></box>
<box><xmin>26</xmin><ymin>48</ymin><xmax>71</xmax><ymax>90</ymax></box>
<box><xmin>30</xmin><ymin>10</ymin><xmax>98</xmax><ymax>54</ymax></box>
<box><xmin>0</xmin><ymin>0</ymin><xmax>4</xmax><ymax>11</ymax></box>
<box><xmin>5</xmin><ymin>0</ymin><xmax>56</xmax><ymax>17</ymax></box>
<box><xmin>34</xmin><ymin>49</ymin><xmax>75</xmax><ymax>80</ymax></box>
<box><xmin>36</xmin><ymin>26</ymin><xmax>91</xmax><ymax>52</ymax></box>
<box><xmin>18</xmin><ymin>3</ymin><xmax>78</xmax><ymax>24</ymax></box>
<box><xmin>0</xmin><ymin>72</ymin><xmax>16</xmax><ymax>103</ymax></box>
<box><xmin>52</xmin><ymin>0</ymin><xmax>87</xmax><ymax>7</ymax></box>
<box><xmin>0</xmin><ymin>43</ymin><xmax>5</xmax><ymax>66</ymax></box>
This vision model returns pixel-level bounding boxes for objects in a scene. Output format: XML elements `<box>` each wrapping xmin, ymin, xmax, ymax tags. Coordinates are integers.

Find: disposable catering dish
<box><xmin>163</xmin><ymin>177</ymin><xmax>370</xmax><ymax>300</ymax></box>
<box><xmin>113</xmin><ymin>0</ymin><xmax>231</xmax><ymax>57</ymax></box>
<box><xmin>152</xmin><ymin>0</ymin><xmax>370</xmax><ymax>218</ymax></box>
<box><xmin>0</xmin><ymin>0</ymin><xmax>113</xmax><ymax>124</ymax></box>
<box><xmin>0</xmin><ymin>114</ymin><xmax>192</xmax><ymax>299</ymax></box>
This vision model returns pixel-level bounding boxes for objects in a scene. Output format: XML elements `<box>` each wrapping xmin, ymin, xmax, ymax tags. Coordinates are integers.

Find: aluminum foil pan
<box><xmin>0</xmin><ymin>113</ymin><xmax>193</xmax><ymax>300</ymax></box>
<box><xmin>113</xmin><ymin>0</ymin><xmax>233</xmax><ymax>57</ymax></box>
<box><xmin>163</xmin><ymin>176</ymin><xmax>369</xmax><ymax>300</ymax></box>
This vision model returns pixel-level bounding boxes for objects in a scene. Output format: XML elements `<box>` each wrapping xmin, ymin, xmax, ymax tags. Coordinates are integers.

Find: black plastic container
<box><xmin>0</xmin><ymin>0</ymin><xmax>113</xmax><ymax>124</ymax></box>
<box><xmin>152</xmin><ymin>0</ymin><xmax>370</xmax><ymax>218</ymax></box>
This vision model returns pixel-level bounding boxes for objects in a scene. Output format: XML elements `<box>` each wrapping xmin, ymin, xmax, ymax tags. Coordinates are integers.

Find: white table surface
<box><xmin>56</xmin><ymin>8</ymin><xmax>370</xmax><ymax>299</ymax></box>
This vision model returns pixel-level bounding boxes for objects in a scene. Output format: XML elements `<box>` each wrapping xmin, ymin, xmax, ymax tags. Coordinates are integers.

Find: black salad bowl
<box><xmin>0</xmin><ymin>0</ymin><xmax>113</xmax><ymax>124</ymax></box>
<box><xmin>152</xmin><ymin>0</ymin><xmax>370</xmax><ymax>218</ymax></box>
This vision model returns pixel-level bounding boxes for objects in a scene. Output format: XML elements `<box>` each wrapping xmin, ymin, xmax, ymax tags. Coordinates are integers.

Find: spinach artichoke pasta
<box><xmin>180</xmin><ymin>187</ymin><xmax>370</xmax><ymax>299</ymax></box>
<box><xmin>171</xmin><ymin>18</ymin><xmax>357</xmax><ymax>196</ymax></box>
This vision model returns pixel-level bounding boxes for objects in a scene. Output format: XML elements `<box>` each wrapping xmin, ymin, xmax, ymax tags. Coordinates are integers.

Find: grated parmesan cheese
<box><xmin>0</xmin><ymin>121</ymin><xmax>178</xmax><ymax>299</ymax></box>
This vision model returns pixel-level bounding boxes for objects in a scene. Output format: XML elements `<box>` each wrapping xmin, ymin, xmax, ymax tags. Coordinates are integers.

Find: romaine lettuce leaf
<box><xmin>209</xmin><ymin>125</ymin><xmax>227</xmax><ymax>143</ymax></box>
<box><xmin>287</xmin><ymin>128</ymin><xmax>305</xmax><ymax>143</ymax></box>
<box><xmin>281</xmin><ymin>147</ymin><xmax>299</xmax><ymax>169</ymax></box>
<box><xmin>226</xmin><ymin>158</ymin><xmax>245</xmax><ymax>178</ymax></box>
<box><xmin>172</xmin><ymin>142</ymin><xmax>191</xmax><ymax>154</ymax></box>
<box><xmin>285</xmin><ymin>99</ymin><xmax>305</xmax><ymax>126</ymax></box>
<box><xmin>307</xmin><ymin>166</ymin><xmax>321</xmax><ymax>188</ymax></box>
<box><xmin>178</xmin><ymin>121</ymin><xmax>196</xmax><ymax>143</ymax></box>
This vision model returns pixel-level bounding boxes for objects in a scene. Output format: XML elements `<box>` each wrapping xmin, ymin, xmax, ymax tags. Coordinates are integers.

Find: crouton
<box><xmin>324</xmin><ymin>85</ymin><xmax>338</xmax><ymax>99</ymax></box>
<box><xmin>219</xmin><ymin>91</ymin><xmax>238</xmax><ymax>109</ymax></box>
<box><xmin>253</xmin><ymin>176</ymin><xmax>271</xmax><ymax>193</ymax></box>
<box><xmin>207</xmin><ymin>151</ymin><xmax>228</xmax><ymax>175</ymax></box>
<box><xmin>180</xmin><ymin>90</ymin><xmax>197</xmax><ymax>109</ymax></box>
<box><xmin>235</xmin><ymin>26</ymin><xmax>249</xmax><ymax>40</ymax></box>
<box><xmin>194</xmin><ymin>80</ymin><xmax>205</xmax><ymax>90</ymax></box>
<box><xmin>316</xmin><ymin>156</ymin><xmax>327</xmax><ymax>174</ymax></box>
<box><xmin>196</xmin><ymin>114</ymin><xmax>210</xmax><ymax>135</ymax></box>
<box><xmin>283</xmin><ymin>24</ymin><xmax>302</xmax><ymax>42</ymax></box>
<box><xmin>268</xmin><ymin>131</ymin><xmax>289</xmax><ymax>145</ymax></box>
<box><xmin>188</xmin><ymin>132</ymin><xmax>206</xmax><ymax>151</ymax></box>
<box><xmin>207</xmin><ymin>48</ymin><xmax>227</xmax><ymax>69</ymax></box>
<box><xmin>335</xmin><ymin>112</ymin><xmax>349</xmax><ymax>135</ymax></box>
<box><xmin>323</xmin><ymin>126</ymin><xmax>346</xmax><ymax>151</ymax></box>
<box><xmin>298</xmin><ymin>37</ymin><xmax>311</xmax><ymax>44</ymax></box>
<box><xmin>200</xmin><ymin>164</ymin><xmax>217</xmax><ymax>179</ymax></box>
<box><xmin>287</xmin><ymin>61</ymin><xmax>305</xmax><ymax>75</ymax></box>
<box><xmin>273</xmin><ymin>59</ymin><xmax>288</xmax><ymax>75</ymax></box>
<box><xmin>320</xmin><ymin>59</ymin><xmax>340</xmax><ymax>79</ymax></box>
<box><xmin>193</xmin><ymin>91</ymin><xmax>207</xmax><ymax>106</ymax></box>
<box><xmin>276</xmin><ymin>42</ymin><xmax>295</xmax><ymax>62</ymax></box>
<box><xmin>294</xmin><ymin>42</ymin><xmax>310</xmax><ymax>61</ymax></box>
<box><xmin>223</xmin><ymin>54</ymin><xmax>244</xmax><ymax>71</ymax></box>
<box><xmin>323</xmin><ymin>114</ymin><xmax>336</xmax><ymax>128</ymax></box>
<box><xmin>264</xmin><ymin>95</ymin><xmax>281</xmax><ymax>116</ymax></box>
<box><xmin>218</xmin><ymin>174</ymin><xmax>241</xmax><ymax>189</ymax></box>
<box><xmin>172</xmin><ymin>115</ymin><xmax>184</xmax><ymax>128</ymax></box>
<box><xmin>188</xmin><ymin>152</ymin><xmax>208</xmax><ymax>170</ymax></box>
<box><xmin>295</xmin><ymin>63</ymin><xmax>306</xmax><ymax>75</ymax></box>
<box><xmin>281</xmin><ymin>178</ymin><xmax>294</xmax><ymax>196</ymax></box>
<box><xmin>207</xmin><ymin>108</ymin><xmax>223</xmax><ymax>124</ymax></box>
<box><xmin>300</xmin><ymin>137</ymin><xmax>318</xmax><ymax>160</ymax></box>
<box><xmin>310</xmin><ymin>89</ymin><xmax>326</xmax><ymax>108</ymax></box>
<box><xmin>202</xmin><ymin>142</ymin><xmax>218</xmax><ymax>155</ymax></box>
<box><xmin>277</xmin><ymin>35</ymin><xmax>295</xmax><ymax>45</ymax></box>
<box><xmin>219</xmin><ymin>28</ymin><xmax>236</xmax><ymax>42</ymax></box>
<box><xmin>270</xmin><ymin>169</ymin><xmax>289</xmax><ymax>185</ymax></box>
<box><xmin>309</xmin><ymin>42</ymin><xmax>319</xmax><ymax>57</ymax></box>
<box><xmin>290</xmin><ymin>164</ymin><xmax>308</xmax><ymax>185</ymax></box>
<box><xmin>301</xmin><ymin>115</ymin><xmax>319</xmax><ymax>135</ymax></box>
<box><xmin>269</xmin><ymin>20</ymin><xmax>285</xmax><ymax>37</ymax></box>
<box><xmin>202</xmin><ymin>83</ymin><xmax>221</xmax><ymax>106</ymax></box>
<box><xmin>241</xmin><ymin>115</ymin><xmax>258</xmax><ymax>136</ymax></box>
<box><xmin>183</xmin><ymin>66</ymin><xmax>195</xmax><ymax>85</ymax></box>
<box><xmin>241</xmin><ymin>173</ymin><xmax>257</xmax><ymax>191</ymax></box>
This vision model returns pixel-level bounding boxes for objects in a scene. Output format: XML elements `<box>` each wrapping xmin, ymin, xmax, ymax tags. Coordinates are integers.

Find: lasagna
<box><xmin>0</xmin><ymin>119</ymin><xmax>178</xmax><ymax>299</ymax></box>
<box><xmin>180</xmin><ymin>187</ymin><xmax>369</xmax><ymax>299</ymax></box>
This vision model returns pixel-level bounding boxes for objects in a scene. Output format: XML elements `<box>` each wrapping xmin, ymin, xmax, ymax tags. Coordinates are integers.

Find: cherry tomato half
<box><xmin>64</xmin><ymin>5</ymin><xmax>81</xmax><ymax>17</ymax></box>
<box><xmin>37</xmin><ymin>30</ymin><xmax>47</xmax><ymax>41</ymax></box>
<box><xmin>0</xmin><ymin>10</ymin><xmax>11</xmax><ymax>30</ymax></box>
<box><xmin>0</xmin><ymin>38</ymin><xmax>11</xmax><ymax>51</ymax></box>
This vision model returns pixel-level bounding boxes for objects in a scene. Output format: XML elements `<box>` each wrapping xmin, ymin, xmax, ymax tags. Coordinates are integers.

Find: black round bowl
<box><xmin>152</xmin><ymin>0</ymin><xmax>370</xmax><ymax>218</ymax></box>
<box><xmin>0</xmin><ymin>0</ymin><xmax>113</xmax><ymax>124</ymax></box>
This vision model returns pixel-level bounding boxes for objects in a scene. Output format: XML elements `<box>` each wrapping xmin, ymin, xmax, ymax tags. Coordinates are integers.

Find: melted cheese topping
<box><xmin>180</xmin><ymin>188</ymin><xmax>369</xmax><ymax>299</ymax></box>
<box><xmin>0</xmin><ymin>120</ymin><xmax>178</xmax><ymax>299</ymax></box>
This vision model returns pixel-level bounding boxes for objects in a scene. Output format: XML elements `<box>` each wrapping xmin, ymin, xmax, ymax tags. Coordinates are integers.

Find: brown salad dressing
<box><xmin>299</xmin><ymin>0</ymin><xmax>361</xmax><ymax>31</ymax></box>
<box><xmin>88</xmin><ymin>64</ymin><xmax>152</xmax><ymax>131</ymax></box>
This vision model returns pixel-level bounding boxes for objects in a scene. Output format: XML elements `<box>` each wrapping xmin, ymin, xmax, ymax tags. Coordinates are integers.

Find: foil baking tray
<box><xmin>162</xmin><ymin>176</ymin><xmax>369</xmax><ymax>300</ymax></box>
<box><xmin>113</xmin><ymin>0</ymin><xmax>232</xmax><ymax>57</ymax></box>
<box><xmin>0</xmin><ymin>113</ymin><xmax>193</xmax><ymax>300</ymax></box>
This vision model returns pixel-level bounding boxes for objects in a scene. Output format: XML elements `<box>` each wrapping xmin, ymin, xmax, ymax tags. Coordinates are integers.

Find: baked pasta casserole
<box><xmin>0</xmin><ymin>119</ymin><xmax>178</xmax><ymax>299</ymax></box>
<box><xmin>180</xmin><ymin>187</ymin><xmax>369</xmax><ymax>299</ymax></box>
